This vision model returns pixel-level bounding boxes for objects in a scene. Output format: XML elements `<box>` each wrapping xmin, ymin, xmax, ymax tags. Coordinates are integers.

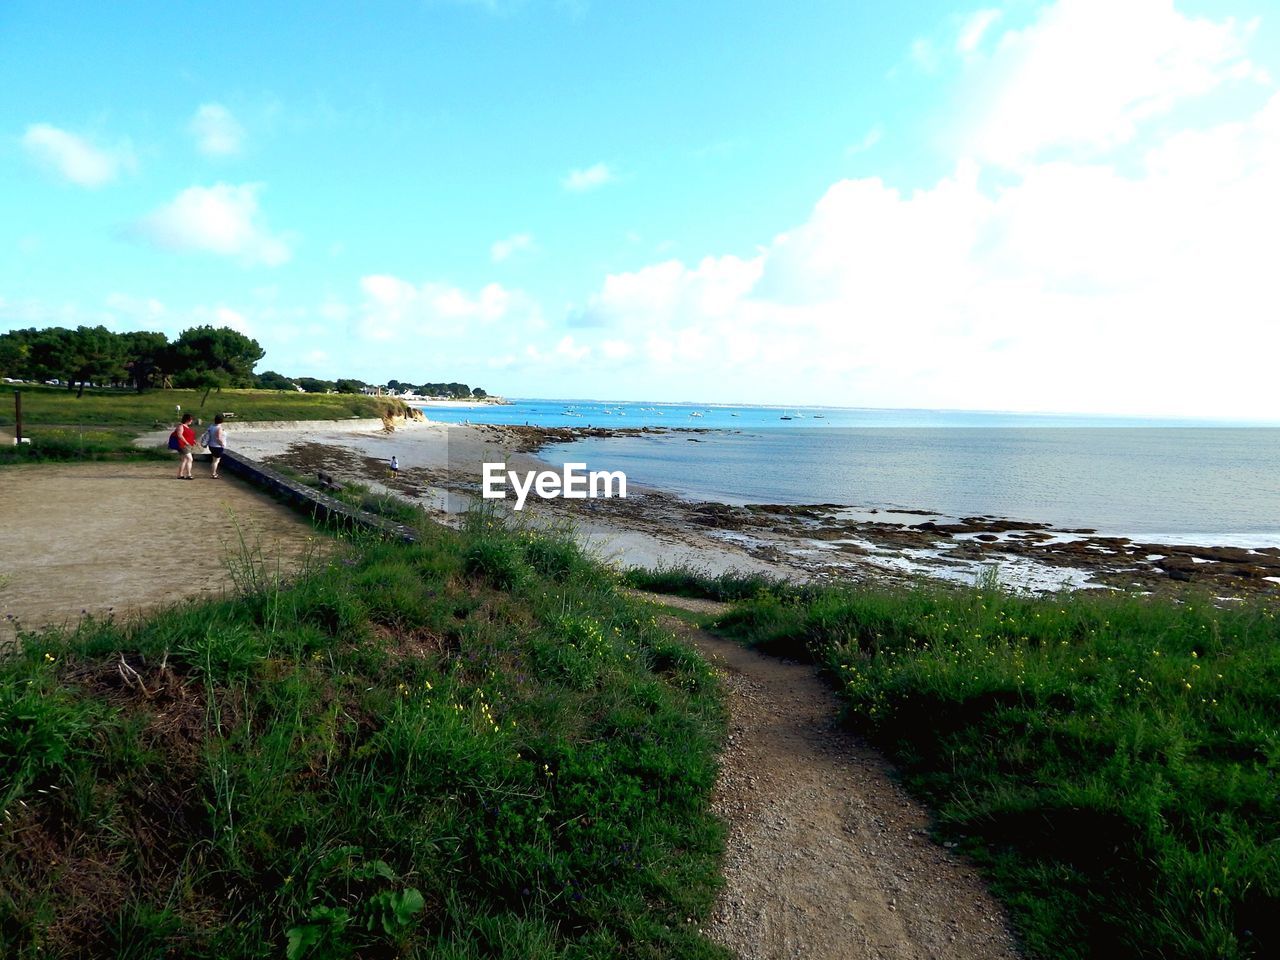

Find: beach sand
<box><xmin>158</xmin><ymin>417</ymin><xmax>805</xmax><ymax>579</ymax></box>
<box><xmin>132</xmin><ymin>416</ymin><xmax>1280</xmax><ymax>599</ymax></box>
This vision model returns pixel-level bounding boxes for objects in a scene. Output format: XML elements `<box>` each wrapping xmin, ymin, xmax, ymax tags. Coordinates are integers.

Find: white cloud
<box><xmin>491</xmin><ymin>232</ymin><xmax>536</xmax><ymax>262</ymax></box>
<box><xmin>966</xmin><ymin>0</ymin><xmax>1265</xmax><ymax>167</ymax></box>
<box><xmin>562</xmin><ymin>162</ymin><xmax>616</xmax><ymax>192</ymax></box>
<box><xmin>518</xmin><ymin>334</ymin><xmax>592</xmax><ymax>367</ymax></box>
<box><xmin>956</xmin><ymin>8</ymin><xmax>1001</xmax><ymax>55</ymax></box>
<box><xmin>557</xmin><ymin>80</ymin><xmax>1280</xmax><ymax>418</ymax></box>
<box><xmin>102</xmin><ymin>293</ymin><xmax>259</xmax><ymax>336</ymax></box>
<box><xmin>357</xmin><ymin>274</ymin><xmax>540</xmax><ymax>342</ymax></box>
<box><xmin>600</xmin><ymin>339</ymin><xmax>633</xmax><ymax>361</ymax></box>
<box><xmin>104</xmin><ymin>292</ymin><xmax>167</xmax><ymax>326</ymax></box>
<box><xmin>209</xmin><ymin>306</ymin><xmax>251</xmax><ymax>334</ymax></box>
<box><xmin>21</xmin><ymin>123</ymin><xmax>136</xmax><ymax>187</ymax></box>
<box><xmin>555</xmin><ymin>334</ymin><xmax>590</xmax><ymax>362</ymax></box>
<box><xmin>130</xmin><ymin>183</ymin><xmax>292</xmax><ymax>266</ymax></box>
<box><xmin>189</xmin><ymin>103</ymin><xmax>245</xmax><ymax>157</ymax></box>
<box><xmin>570</xmin><ymin>254</ymin><xmax>763</xmax><ymax>329</ymax></box>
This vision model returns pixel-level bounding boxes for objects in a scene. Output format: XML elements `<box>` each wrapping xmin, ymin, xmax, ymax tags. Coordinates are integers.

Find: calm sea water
<box><xmin>415</xmin><ymin>399</ymin><xmax>1280</xmax><ymax>545</ymax></box>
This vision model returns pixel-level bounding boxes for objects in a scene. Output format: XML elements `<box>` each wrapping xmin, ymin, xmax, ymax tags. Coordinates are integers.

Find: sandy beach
<box><xmin>408</xmin><ymin>398</ymin><xmax>512</xmax><ymax>410</ymax></box>
<box><xmin>149</xmin><ymin>417</ymin><xmax>795</xmax><ymax>578</ymax></box>
<box><xmin>134</xmin><ymin>416</ymin><xmax>1280</xmax><ymax>600</ymax></box>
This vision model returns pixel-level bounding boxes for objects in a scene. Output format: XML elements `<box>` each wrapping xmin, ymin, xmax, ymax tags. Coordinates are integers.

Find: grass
<box><xmin>0</xmin><ymin>384</ymin><xmax>414</xmax><ymax>465</ymax></box>
<box><xmin>653</xmin><ymin>567</ymin><xmax>1279</xmax><ymax>960</ymax></box>
<box><xmin>0</xmin><ymin>425</ymin><xmax>173</xmax><ymax>465</ymax></box>
<box><xmin>1</xmin><ymin>383</ymin><xmax>413</xmax><ymax>429</ymax></box>
<box><xmin>622</xmin><ymin>564</ymin><xmax>785</xmax><ymax>604</ymax></box>
<box><xmin>0</xmin><ymin>516</ymin><xmax>728</xmax><ymax>959</ymax></box>
<box><xmin>276</xmin><ymin>464</ymin><xmax>426</xmax><ymax>530</ymax></box>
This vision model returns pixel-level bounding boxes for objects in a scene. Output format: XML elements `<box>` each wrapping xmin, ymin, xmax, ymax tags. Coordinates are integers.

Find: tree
<box><xmin>64</xmin><ymin>325</ymin><xmax>129</xmax><ymax>397</ymax></box>
<box><xmin>471</xmin><ymin>387</ymin><xmax>487</xmax><ymax>399</ymax></box>
<box><xmin>0</xmin><ymin>330</ymin><xmax>31</xmax><ymax>378</ymax></box>
<box><xmin>25</xmin><ymin>327</ymin><xmax>75</xmax><ymax>384</ymax></box>
<box><xmin>418</xmin><ymin>381</ymin><xmax>472</xmax><ymax>399</ymax></box>
<box><xmin>168</xmin><ymin>326</ymin><xmax>265</xmax><ymax>387</ymax></box>
<box><xmin>256</xmin><ymin>370</ymin><xmax>296</xmax><ymax>391</ymax></box>
<box><xmin>335</xmin><ymin>378</ymin><xmax>366</xmax><ymax>394</ymax></box>
<box><xmin>186</xmin><ymin>369</ymin><xmax>231</xmax><ymax>408</ymax></box>
<box><xmin>120</xmin><ymin>330</ymin><xmax>169</xmax><ymax>392</ymax></box>
<box><xmin>295</xmin><ymin>377</ymin><xmax>335</xmax><ymax>394</ymax></box>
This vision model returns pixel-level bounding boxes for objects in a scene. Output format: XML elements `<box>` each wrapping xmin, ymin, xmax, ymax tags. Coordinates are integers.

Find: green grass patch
<box><xmin>0</xmin><ymin>519</ymin><xmax>728</xmax><ymax>959</ymax></box>
<box><xmin>622</xmin><ymin>563</ymin><xmax>785</xmax><ymax>603</ymax></box>
<box><xmin>270</xmin><ymin>462</ymin><xmax>425</xmax><ymax>530</ymax></box>
<box><xmin>0</xmin><ymin>425</ymin><xmax>171</xmax><ymax>465</ymax></box>
<box><xmin>0</xmin><ymin>383</ymin><xmax>411</xmax><ymax>430</ymax></box>
<box><xmin>710</xmin><ymin>580</ymin><xmax>1280</xmax><ymax>959</ymax></box>
<box><xmin>0</xmin><ymin>384</ymin><xmax>413</xmax><ymax>464</ymax></box>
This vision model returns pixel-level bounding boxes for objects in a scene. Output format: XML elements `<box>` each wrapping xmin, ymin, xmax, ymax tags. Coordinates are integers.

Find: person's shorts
<box><xmin>178</xmin><ymin>444</ymin><xmax>193</xmax><ymax>455</ymax></box>
<box><xmin>208</xmin><ymin>445</ymin><xmax>224</xmax><ymax>458</ymax></box>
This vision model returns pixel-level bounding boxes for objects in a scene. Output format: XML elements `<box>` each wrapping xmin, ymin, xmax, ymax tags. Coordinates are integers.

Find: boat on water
<box><xmin>780</xmin><ymin>415</ymin><xmax>793</xmax><ymax>420</ymax></box>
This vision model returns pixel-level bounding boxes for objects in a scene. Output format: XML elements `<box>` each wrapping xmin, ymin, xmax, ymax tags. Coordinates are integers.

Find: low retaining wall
<box><xmin>211</xmin><ymin>450</ymin><xmax>418</xmax><ymax>544</ymax></box>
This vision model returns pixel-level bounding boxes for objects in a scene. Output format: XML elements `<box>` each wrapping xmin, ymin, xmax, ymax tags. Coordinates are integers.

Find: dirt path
<box><xmin>634</xmin><ymin>592</ymin><xmax>1020</xmax><ymax>960</ymax></box>
<box><xmin>0</xmin><ymin>463</ymin><xmax>319</xmax><ymax>642</ymax></box>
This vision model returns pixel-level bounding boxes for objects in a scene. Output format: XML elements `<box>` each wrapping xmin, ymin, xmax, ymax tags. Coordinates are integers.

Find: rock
<box><xmin>1157</xmin><ymin>556</ymin><xmax>1198</xmax><ymax>581</ymax></box>
<box><xmin>1228</xmin><ymin>565</ymin><xmax>1269</xmax><ymax>580</ymax></box>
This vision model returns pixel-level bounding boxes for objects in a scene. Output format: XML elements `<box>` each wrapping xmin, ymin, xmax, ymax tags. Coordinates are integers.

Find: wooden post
<box><xmin>13</xmin><ymin>390</ymin><xmax>21</xmax><ymax>444</ymax></box>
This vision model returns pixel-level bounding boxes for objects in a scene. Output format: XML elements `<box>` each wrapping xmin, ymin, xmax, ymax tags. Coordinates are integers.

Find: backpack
<box><xmin>168</xmin><ymin>430</ymin><xmax>181</xmax><ymax>451</ymax></box>
<box><xmin>199</xmin><ymin>427</ymin><xmax>211</xmax><ymax>449</ymax></box>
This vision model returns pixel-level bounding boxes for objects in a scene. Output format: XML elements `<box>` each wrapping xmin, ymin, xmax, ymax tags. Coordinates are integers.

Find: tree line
<box><xmin>387</xmin><ymin>379</ymin><xmax>487</xmax><ymax>399</ymax></box>
<box><xmin>0</xmin><ymin>324</ymin><xmax>264</xmax><ymax>396</ymax></box>
<box><xmin>0</xmin><ymin>324</ymin><xmax>489</xmax><ymax>400</ymax></box>
<box><xmin>254</xmin><ymin>375</ymin><xmax>486</xmax><ymax>398</ymax></box>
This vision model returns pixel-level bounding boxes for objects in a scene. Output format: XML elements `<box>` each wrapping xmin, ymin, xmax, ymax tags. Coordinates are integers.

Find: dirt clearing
<box><xmin>635</xmin><ymin>592</ymin><xmax>1021</xmax><ymax>960</ymax></box>
<box><xmin>0</xmin><ymin>462</ymin><xmax>319</xmax><ymax>641</ymax></box>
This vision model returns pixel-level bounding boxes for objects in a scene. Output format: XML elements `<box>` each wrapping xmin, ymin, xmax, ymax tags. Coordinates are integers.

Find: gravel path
<box><xmin>0</xmin><ymin>463</ymin><xmax>317</xmax><ymax>642</ymax></box>
<box><xmin>636</xmin><ymin>593</ymin><xmax>1021</xmax><ymax>960</ymax></box>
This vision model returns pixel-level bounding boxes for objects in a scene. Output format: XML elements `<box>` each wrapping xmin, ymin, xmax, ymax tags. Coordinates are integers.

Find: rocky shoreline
<box><xmin>494</xmin><ymin>423</ymin><xmax>1280</xmax><ymax>599</ymax></box>
<box><xmin>246</xmin><ymin>421</ymin><xmax>1280</xmax><ymax>601</ymax></box>
<box><xmin>688</xmin><ymin>501</ymin><xmax>1280</xmax><ymax>597</ymax></box>
<box><xmin>491</xmin><ymin>423</ymin><xmax>716</xmax><ymax>452</ymax></box>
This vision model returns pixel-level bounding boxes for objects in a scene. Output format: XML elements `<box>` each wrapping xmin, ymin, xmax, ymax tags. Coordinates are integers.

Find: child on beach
<box><xmin>389</xmin><ymin>455</ymin><xmax>399</xmax><ymax>478</ymax></box>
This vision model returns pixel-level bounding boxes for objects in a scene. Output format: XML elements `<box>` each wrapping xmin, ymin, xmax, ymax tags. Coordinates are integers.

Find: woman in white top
<box><xmin>205</xmin><ymin>413</ymin><xmax>228</xmax><ymax>479</ymax></box>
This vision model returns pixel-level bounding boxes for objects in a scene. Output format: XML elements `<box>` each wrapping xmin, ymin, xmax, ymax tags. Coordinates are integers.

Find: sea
<box><xmin>413</xmin><ymin>399</ymin><xmax>1280</xmax><ymax>548</ymax></box>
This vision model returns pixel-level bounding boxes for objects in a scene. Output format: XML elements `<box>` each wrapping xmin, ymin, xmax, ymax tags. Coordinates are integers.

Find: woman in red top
<box><xmin>174</xmin><ymin>412</ymin><xmax>197</xmax><ymax>480</ymax></box>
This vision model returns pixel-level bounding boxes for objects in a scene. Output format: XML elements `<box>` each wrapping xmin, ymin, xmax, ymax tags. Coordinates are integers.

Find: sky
<box><xmin>2</xmin><ymin>0</ymin><xmax>1279</xmax><ymax>418</ymax></box>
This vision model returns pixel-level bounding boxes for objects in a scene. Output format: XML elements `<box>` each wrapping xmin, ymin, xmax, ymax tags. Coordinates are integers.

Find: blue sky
<box><xmin>3</xmin><ymin>1</ymin><xmax>1279</xmax><ymax>417</ymax></box>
